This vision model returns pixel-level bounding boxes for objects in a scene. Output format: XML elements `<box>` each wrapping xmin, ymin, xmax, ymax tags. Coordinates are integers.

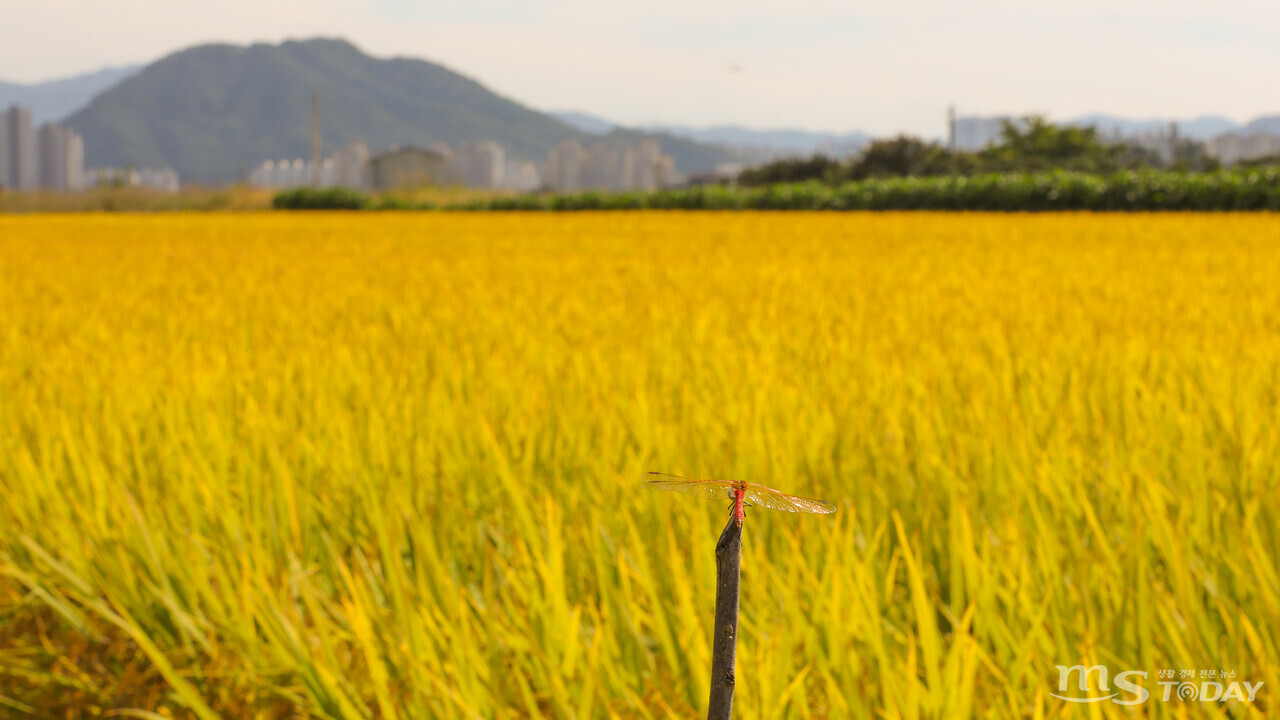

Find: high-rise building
<box><xmin>249</xmin><ymin>142</ymin><xmax>369</xmax><ymax>189</ymax></box>
<box><xmin>545</xmin><ymin>138</ymin><xmax>675</xmax><ymax>192</ymax></box>
<box><xmin>469</xmin><ymin>141</ymin><xmax>505</xmax><ymax>188</ymax></box>
<box><xmin>332</xmin><ymin>141</ymin><xmax>369</xmax><ymax>189</ymax></box>
<box><xmin>952</xmin><ymin>116</ymin><xmax>1011</xmax><ymax>151</ymax></box>
<box><xmin>66</xmin><ymin>131</ymin><xmax>83</xmax><ymax>190</ymax></box>
<box><xmin>1207</xmin><ymin>132</ymin><xmax>1280</xmax><ymax>165</ymax></box>
<box><xmin>39</xmin><ymin>124</ymin><xmax>62</xmax><ymax>190</ymax></box>
<box><xmin>449</xmin><ymin>141</ymin><xmax>506</xmax><ymax>188</ymax></box>
<box><xmin>503</xmin><ymin>159</ymin><xmax>541</xmax><ymax>191</ymax></box>
<box><xmin>0</xmin><ymin>117</ymin><xmax>9</xmax><ymax>188</ymax></box>
<box><xmin>544</xmin><ymin>140</ymin><xmax>584</xmax><ymax>192</ymax></box>
<box><xmin>287</xmin><ymin>159</ymin><xmax>307</xmax><ymax>186</ymax></box>
<box><xmin>34</xmin><ymin>122</ymin><xmax>85</xmax><ymax>190</ymax></box>
<box><xmin>582</xmin><ymin>143</ymin><xmax>622</xmax><ymax>190</ymax></box>
<box><xmin>39</xmin><ymin>124</ymin><xmax>66</xmax><ymax>190</ymax></box>
<box><xmin>624</xmin><ymin>139</ymin><xmax>669</xmax><ymax>190</ymax></box>
<box><xmin>655</xmin><ymin>156</ymin><xmax>675</xmax><ymax>189</ymax></box>
<box><xmin>4</xmin><ymin>105</ymin><xmax>38</xmax><ymax>190</ymax></box>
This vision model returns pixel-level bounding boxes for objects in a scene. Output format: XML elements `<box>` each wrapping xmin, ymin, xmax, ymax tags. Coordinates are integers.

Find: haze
<box><xmin>2</xmin><ymin>0</ymin><xmax>1278</xmax><ymax>136</ymax></box>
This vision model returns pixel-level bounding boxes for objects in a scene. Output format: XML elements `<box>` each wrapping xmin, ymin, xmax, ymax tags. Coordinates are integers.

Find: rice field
<box><xmin>1</xmin><ymin>212</ymin><xmax>1278</xmax><ymax>718</ymax></box>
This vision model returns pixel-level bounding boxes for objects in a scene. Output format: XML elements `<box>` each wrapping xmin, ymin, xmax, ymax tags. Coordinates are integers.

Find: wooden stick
<box><xmin>707</xmin><ymin>515</ymin><xmax>742</xmax><ymax>720</ymax></box>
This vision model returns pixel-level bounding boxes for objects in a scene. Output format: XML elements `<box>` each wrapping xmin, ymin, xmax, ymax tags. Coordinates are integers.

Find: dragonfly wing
<box><xmin>643</xmin><ymin>473</ymin><xmax>735</xmax><ymax>501</ymax></box>
<box><xmin>742</xmin><ymin>483</ymin><xmax>837</xmax><ymax>514</ymax></box>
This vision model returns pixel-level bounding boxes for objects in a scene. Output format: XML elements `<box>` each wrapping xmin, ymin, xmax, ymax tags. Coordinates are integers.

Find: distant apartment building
<box><xmin>248</xmin><ymin>141</ymin><xmax>369</xmax><ymax>189</ymax></box>
<box><xmin>248</xmin><ymin>138</ymin><xmax>543</xmax><ymax>192</ymax></box>
<box><xmin>136</xmin><ymin>167</ymin><xmax>180</xmax><ymax>192</ymax></box>
<box><xmin>544</xmin><ymin>139</ymin><xmax>585</xmax><ymax>192</ymax></box>
<box><xmin>2</xmin><ymin>105</ymin><xmax>39</xmax><ymax>190</ymax></box>
<box><xmin>39</xmin><ymin>122</ymin><xmax>84</xmax><ymax>191</ymax></box>
<box><xmin>331</xmin><ymin>141</ymin><xmax>369</xmax><ymax>188</ymax></box>
<box><xmin>449</xmin><ymin>141</ymin><xmax>505</xmax><ymax>188</ymax></box>
<box><xmin>1207</xmin><ymin>132</ymin><xmax>1280</xmax><ymax>165</ymax></box>
<box><xmin>503</xmin><ymin>159</ymin><xmax>541</xmax><ymax>191</ymax></box>
<box><xmin>543</xmin><ymin>138</ymin><xmax>676</xmax><ymax>192</ymax></box>
<box><xmin>85</xmin><ymin>166</ymin><xmax>181</xmax><ymax>192</ymax></box>
<box><xmin>0</xmin><ymin>116</ymin><xmax>7</xmax><ymax>188</ymax></box>
<box><xmin>685</xmin><ymin>162</ymin><xmax>745</xmax><ymax>187</ymax></box>
<box><xmin>951</xmin><ymin>116</ymin><xmax>1011</xmax><ymax>152</ymax></box>
<box><xmin>250</xmin><ymin>158</ymin><xmax>315</xmax><ymax>188</ymax></box>
<box><xmin>39</xmin><ymin>124</ymin><xmax>66</xmax><ymax>190</ymax></box>
<box><xmin>581</xmin><ymin>143</ymin><xmax>622</xmax><ymax>190</ymax></box>
<box><xmin>623</xmin><ymin>139</ymin><xmax>675</xmax><ymax>191</ymax></box>
<box><xmin>1086</xmin><ymin>121</ymin><xmax>1182</xmax><ymax>165</ymax></box>
<box><xmin>429</xmin><ymin>141</ymin><xmax>453</xmax><ymax>166</ymax></box>
<box><xmin>444</xmin><ymin>141</ymin><xmax>539</xmax><ymax>190</ymax></box>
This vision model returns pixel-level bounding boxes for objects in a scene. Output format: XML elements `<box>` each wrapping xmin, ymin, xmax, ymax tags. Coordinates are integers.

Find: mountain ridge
<box><xmin>556</xmin><ymin>109</ymin><xmax>1280</xmax><ymax>151</ymax></box>
<box><xmin>0</xmin><ymin>65</ymin><xmax>142</xmax><ymax>125</ymax></box>
<box><xmin>554</xmin><ymin>110</ymin><xmax>871</xmax><ymax>157</ymax></box>
<box><xmin>64</xmin><ymin>38</ymin><xmax>733</xmax><ymax>184</ymax></box>
<box><xmin>1063</xmin><ymin>114</ymin><xmax>1240</xmax><ymax>140</ymax></box>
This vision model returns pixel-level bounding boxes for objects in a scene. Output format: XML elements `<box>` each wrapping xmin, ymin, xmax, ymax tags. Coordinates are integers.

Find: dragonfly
<box><xmin>644</xmin><ymin>472</ymin><xmax>836</xmax><ymax>526</ymax></box>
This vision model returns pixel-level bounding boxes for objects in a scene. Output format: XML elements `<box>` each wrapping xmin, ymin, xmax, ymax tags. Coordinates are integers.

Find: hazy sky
<box><xmin>2</xmin><ymin>0</ymin><xmax>1278</xmax><ymax>136</ymax></box>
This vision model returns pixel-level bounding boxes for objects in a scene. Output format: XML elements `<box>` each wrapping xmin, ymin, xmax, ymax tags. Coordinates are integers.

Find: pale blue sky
<box><xmin>2</xmin><ymin>0</ymin><xmax>1277</xmax><ymax>136</ymax></box>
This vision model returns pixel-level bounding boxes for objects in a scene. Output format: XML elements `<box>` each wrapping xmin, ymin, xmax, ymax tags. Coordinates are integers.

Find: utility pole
<box><xmin>311</xmin><ymin>93</ymin><xmax>321</xmax><ymax>187</ymax></box>
<box><xmin>948</xmin><ymin>104</ymin><xmax>957</xmax><ymax>175</ymax></box>
<box><xmin>948</xmin><ymin>104</ymin><xmax>957</xmax><ymax>154</ymax></box>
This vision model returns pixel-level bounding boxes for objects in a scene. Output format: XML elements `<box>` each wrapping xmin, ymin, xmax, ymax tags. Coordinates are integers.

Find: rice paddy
<box><xmin>1</xmin><ymin>212</ymin><xmax>1277</xmax><ymax>718</ymax></box>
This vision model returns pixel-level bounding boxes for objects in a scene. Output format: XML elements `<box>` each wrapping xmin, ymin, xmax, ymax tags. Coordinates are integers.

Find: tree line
<box><xmin>737</xmin><ymin>116</ymin><xmax>1230</xmax><ymax>187</ymax></box>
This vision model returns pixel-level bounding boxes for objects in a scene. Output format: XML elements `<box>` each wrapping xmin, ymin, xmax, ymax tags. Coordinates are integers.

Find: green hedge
<box><xmin>270</xmin><ymin>170</ymin><xmax>1280</xmax><ymax>212</ymax></box>
<box><xmin>444</xmin><ymin>169</ymin><xmax>1280</xmax><ymax>212</ymax></box>
<box><xmin>272</xmin><ymin>187</ymin><xmax>371</xmax><ymax>210</ymax></box>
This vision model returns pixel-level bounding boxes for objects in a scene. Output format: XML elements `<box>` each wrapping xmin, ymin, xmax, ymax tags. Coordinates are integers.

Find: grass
<box><xmin>0</xmin><ymin>212</ymin><xmax>1277</xmax><ymax>718</ymax></box>
<box><xmin>0</xmin><ymin>185</ymin><xmax>275</xmax><ymax>212</ymax></box>
<box><xmin>0</xmin><ymin>184</ymin><xmax>507</xmax><ymax>213</ymax></box>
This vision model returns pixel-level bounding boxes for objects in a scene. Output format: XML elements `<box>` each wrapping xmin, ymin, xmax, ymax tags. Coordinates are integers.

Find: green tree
<box><xmin>977</xmin><ymin>116</ymin><xmax>1121</xmax><ymax>173</ymax></box>
<box><xmin>849</xmin><ymin>135</ymin><xmax>952</xmax><ymax>179</ymax></box>
<box><xmin>737</xmin><ymin>155</ymin><xmax>847</xmax><ymax>186</ymax></box>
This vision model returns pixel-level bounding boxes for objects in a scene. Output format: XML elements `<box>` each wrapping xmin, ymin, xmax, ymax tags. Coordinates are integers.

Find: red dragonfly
<box><xmin>644</xmin><ymin>472</ymin><xmax>836</xmax><ymax>526</ymax></box>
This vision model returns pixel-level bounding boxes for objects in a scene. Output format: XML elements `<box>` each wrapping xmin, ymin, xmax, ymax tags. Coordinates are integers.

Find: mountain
<box><xmin>553</xmin><ymin>110</ymin><xmax>871</xmax><ymax>161</ymax></box>
<box><xmin>67</xmin><ymin>38</ymin><xmax>734</xmax><ymax>184</ymax></box>
<box><xmin>1064</xmin><ymin>114</ymin><xmax>1239</xmax><ymax>141</ymax></box>
<box><xmin>0</xmin><ymin>65</ymin><xmax>141</xmax><ymax>125</ymax></box>
<box><xmin>1242</xmin><ymin>116</ymin><xmax>1280</xmax><ymax>135</ymax></box>
<box><xmin>551</xmin><ymin>110</ymin><xmax>615</xmax><ymax>135</ymax></box>
<box><xmin>643</xmin><ymin>124</ymin><xmax>871</xmax><ymax>155</ymax></box>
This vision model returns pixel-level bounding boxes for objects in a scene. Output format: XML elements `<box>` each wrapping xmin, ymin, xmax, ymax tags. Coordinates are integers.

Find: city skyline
<box><xmin>244</xmin><ymin>136</ymin><xmax>679</xmax><ymax>193</ymax></box>
<box><xmin>2</xmin><ymin>1</ymin><xmax>1279</xmax><ymax>137</ymax></box>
